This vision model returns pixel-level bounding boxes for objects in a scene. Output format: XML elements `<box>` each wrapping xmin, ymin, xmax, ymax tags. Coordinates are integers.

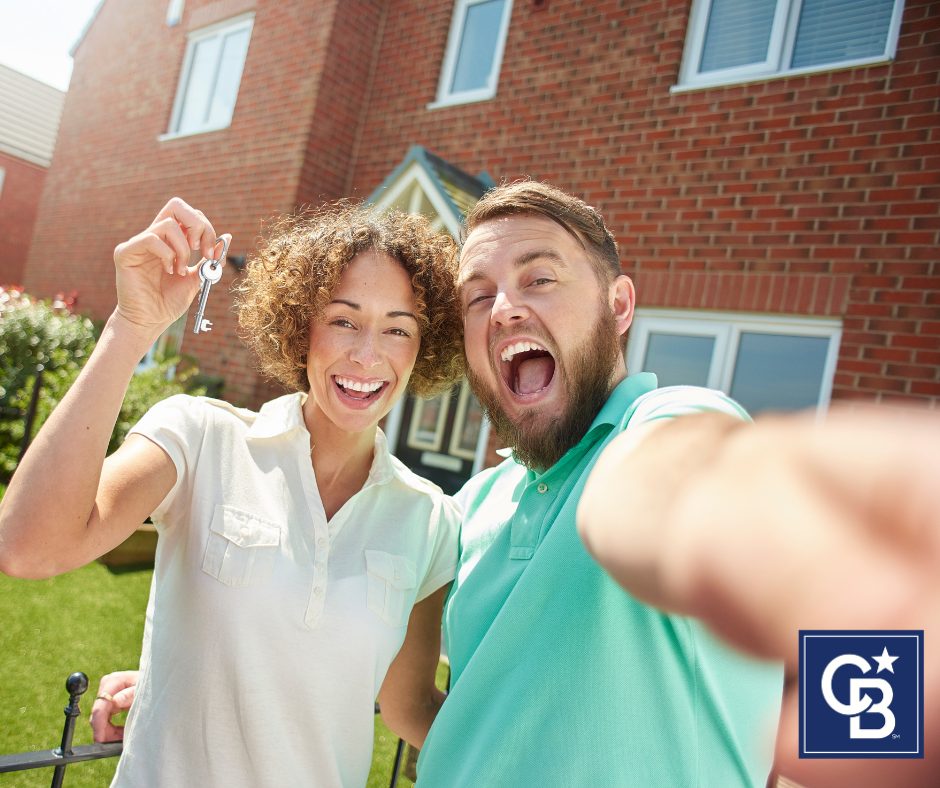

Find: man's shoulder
<box><xmin>629</xmin><ymin>385</ymin><xmax>750</xmax><ymax>426</ymax></box>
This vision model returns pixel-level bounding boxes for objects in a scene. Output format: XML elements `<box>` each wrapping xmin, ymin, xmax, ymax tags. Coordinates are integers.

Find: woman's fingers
<box><xmin>151</xmin><ymin>216</ymin><xmax>195</xmax><ymax>276</ymax></box>
<box><xmin>154</xmin><ymin>197</ymin><xmax>216</xmax><ymax>262</ymax></box>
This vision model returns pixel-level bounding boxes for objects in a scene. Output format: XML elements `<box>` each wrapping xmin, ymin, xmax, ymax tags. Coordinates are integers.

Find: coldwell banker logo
<box><xmin>799</xmin><ymin>630</ymin><xmax>924</xmax><ymax>758</ymax></box>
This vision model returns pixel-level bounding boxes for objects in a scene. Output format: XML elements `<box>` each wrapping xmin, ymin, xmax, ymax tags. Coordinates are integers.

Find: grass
<box><xmin>0</xmin><ymin>560</ymin><xmax>438</xmax><ymax>787</ymax></box>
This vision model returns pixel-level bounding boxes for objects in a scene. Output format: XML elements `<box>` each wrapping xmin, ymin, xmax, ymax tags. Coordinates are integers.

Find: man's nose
<box><xmin>490</xmin><ymin>291</ymin><xmax>529</xmax><ymax>325</ymax></box>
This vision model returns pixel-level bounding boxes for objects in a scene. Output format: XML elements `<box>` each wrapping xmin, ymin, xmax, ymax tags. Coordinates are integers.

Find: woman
<box><xmin>0</xmin><ymin>198</ymin><xmax>465</xmax><ymax>786</ymax></box>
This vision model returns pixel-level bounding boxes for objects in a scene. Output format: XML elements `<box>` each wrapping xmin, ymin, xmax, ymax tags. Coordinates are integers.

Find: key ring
<box><xmin>204</xmin><ymin>234</ymin><xmax>231</xmax><ymax>272</ymax></box>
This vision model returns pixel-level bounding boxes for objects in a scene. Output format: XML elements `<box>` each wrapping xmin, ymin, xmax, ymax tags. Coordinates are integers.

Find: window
<box><xmin>138</xmin><ymin>315</ymin><xmax>187</xmax><ymax>374</ymax></box>
<box><xmin>167</xmin><ymin>14</ymin><xmax>253</xmax><ymax>137</ymax></box>
<box><xmin>432</xmin><ymin>0</ymin><xmax>513</xmax><ymax>107</ymax></box>
<box><xmin>0</xmin><ymin>167</ymin><xmax>5</xmax><ymax>199</ymax></box>
<box><xmin>627</xmin><ymin>310</ymin><xmax>842</xmax><ymax>415</ymax></box>
<box><xmin>166</xmin><ymin>0</ymin><xmax>185</xmax><ymax>27</ymax></box>
<box><xmin>678</xmin><ymin>0</ymin><xmax>904</xmax><ymax>90</ymax></box>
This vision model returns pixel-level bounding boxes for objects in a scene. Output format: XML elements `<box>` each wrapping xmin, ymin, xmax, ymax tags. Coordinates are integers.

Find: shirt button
<box><xmin>537</xmin><ymin>483</ymin><xmax>548</xmax><ymax>494</ymax></box>
<box><xmin>314</xmin><ymin>586</ymin><xmax>324</xmax><ymax>596</ymax></box>
<box><xmin>239</xmin><ymin>527</ymin><xmax>249</xmax><ymax>538</ymax></box>
<box><xmin>317</xmin><ymin>537</ymin><xmax>327</xmax><ymax>548</ymax></box>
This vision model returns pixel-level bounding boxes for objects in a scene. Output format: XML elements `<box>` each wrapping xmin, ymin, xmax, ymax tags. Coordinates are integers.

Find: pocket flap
<box><xmin>210</xmin><ymin>505</ymin><xmax>281</xmax><ymax>548</ymax></box>
<box><xmin>365</xmin><ymin>550</ymin><xmax>417</xmax><ymax>590</ymax></box>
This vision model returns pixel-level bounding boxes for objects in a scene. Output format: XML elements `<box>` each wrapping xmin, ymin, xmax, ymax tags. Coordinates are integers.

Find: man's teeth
<box><xmin>501</xmin><ymin>341</ymin><xmax>547</xmax><ymax>362</ymax></box>
<box><xmin>335</xmin><ymin>377</ymin><xmax>384</xmax><ymax>392</ymax></box>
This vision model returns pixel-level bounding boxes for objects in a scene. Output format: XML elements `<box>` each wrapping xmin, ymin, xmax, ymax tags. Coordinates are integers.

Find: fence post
<box><xmin>17</xmin><ymin>364</ymin><xmax>44</xmax><ymax>464</ymax></box>
<box><xmin>50</xmin><ymin>672</ymin><xmax>88</xmax><ymax>788</ymax></box>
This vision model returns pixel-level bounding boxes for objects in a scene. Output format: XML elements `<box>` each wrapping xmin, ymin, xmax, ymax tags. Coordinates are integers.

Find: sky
<box><xmin>0</xmin><ymin>0</ymin><xmax>104</xmax><ymax>91</ymax></box>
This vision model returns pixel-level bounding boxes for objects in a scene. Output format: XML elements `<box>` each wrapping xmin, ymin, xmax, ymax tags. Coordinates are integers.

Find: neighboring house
<box><xmin>22</xmin><ymin>0</ymin><xmax>940</xmax><ymax>492</ymax></box>
<box><xmin>0</xmin><ymin>65</ymin><xmax>65</xmax><ymax>285</ymax></box>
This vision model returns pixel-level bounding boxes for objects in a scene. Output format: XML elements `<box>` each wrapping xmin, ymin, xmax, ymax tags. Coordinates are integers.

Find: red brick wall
<box><xmin>350</xmin><ymin>0</ymin><xmax>940</xmax><ymax>405</ymax></box>
<box><xmin>25</xmin><ymin>0</ymin><xmax>940</xmax><ymax>408</ymax></box>
<box><xmin>0</xmin><ymin>153</ymin><xmax>46</xmax><ymax>286</ymax></box>
<box><xmin>23</xmin><ymin>0</ymin><xmax>349</xmax><ymax>407</ymax></box>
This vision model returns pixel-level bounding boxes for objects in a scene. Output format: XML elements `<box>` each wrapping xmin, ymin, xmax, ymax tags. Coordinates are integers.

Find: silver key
<box><xmin>193</xmin><ymin>234</ymin><xmax>230</xmax><ymax>335</ymax></box>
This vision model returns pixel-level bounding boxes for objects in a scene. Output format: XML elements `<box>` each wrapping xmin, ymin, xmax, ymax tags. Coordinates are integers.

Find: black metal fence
<box><xmin>0</xmin><ymin>673</ymin><xmax>122</xmax><ymax>786</ymax></box>
<box><xmin>0</xmin><ymin>672</ymin><xmax>409</xmax><ymax>786</ymax></box>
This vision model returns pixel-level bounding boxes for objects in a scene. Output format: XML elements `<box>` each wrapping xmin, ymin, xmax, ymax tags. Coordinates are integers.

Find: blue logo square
<box><xmin>799</xmin><ymin>630</ymin><xmax>924</xmax><ymax>758</ymax></box>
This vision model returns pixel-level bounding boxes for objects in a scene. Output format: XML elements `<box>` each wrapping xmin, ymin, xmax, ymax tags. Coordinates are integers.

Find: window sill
<box><xmin>158</xmin><ymin>124</ymin><xmax>231</xmax><ymax>142</ymax></box>
<box><xmin>671</xmin><ymin>54</ymin><xmax>893</xmax><ymax>94</ymax></box>
<box><xmin>427</xmin><ymin>91</ymin><xmax>497</xmax><ymax>111</ymax></box>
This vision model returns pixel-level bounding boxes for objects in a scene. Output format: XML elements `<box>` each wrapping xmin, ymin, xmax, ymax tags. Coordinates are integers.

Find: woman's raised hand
<box><xmin>112</xmin><ymin>197</ymin><xmax>221</xmax><ymax>337</ymax></box>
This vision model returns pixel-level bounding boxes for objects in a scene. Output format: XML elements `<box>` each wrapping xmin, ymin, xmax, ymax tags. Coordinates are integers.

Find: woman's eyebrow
<box><xmin>329</xmin><ymin>299</ymin><xmax>418</xmax><ymax>323</ymax></box>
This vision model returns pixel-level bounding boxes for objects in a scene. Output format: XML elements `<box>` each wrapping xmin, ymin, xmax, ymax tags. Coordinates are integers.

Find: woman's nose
<box><xmin>349</xmin><ymin>334</ymin><xmax>382</xmax><ymax>368</ymax></box>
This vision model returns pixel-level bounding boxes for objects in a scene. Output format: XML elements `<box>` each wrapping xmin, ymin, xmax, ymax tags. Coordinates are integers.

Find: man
<box><xmin>414</xmin><ymin>181</ymin><xmax>783</xmax><ymax>786</ymax></box>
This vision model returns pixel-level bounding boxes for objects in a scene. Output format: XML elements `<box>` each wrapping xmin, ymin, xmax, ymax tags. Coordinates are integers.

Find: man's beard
<box><xmin>466</xmin><ymin>305</ymin><xmax>622</xmax><ymax>472</ymax></box>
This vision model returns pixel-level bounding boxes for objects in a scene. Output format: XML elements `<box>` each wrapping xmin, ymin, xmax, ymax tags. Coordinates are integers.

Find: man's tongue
<box><xmin>514</xmin><ymin>357</ymin><xmax>554</xmax><ymax>395</ymax></box>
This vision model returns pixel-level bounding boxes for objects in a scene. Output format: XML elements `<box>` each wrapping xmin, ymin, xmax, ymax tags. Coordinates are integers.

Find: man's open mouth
<box><xmin>500</xmin><ymin>341</ymin><xmax>556</xmax><ymax>396</ymax></box>
<box><xmin>333</xmin><ymin>376</ymin><xmax>388</xmax><ymax>401</ymax></box>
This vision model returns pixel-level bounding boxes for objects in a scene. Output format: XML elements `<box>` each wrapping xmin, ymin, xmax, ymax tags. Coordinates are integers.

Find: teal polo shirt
<box><xmin>418</xmin><ymin>373</ymin><xmax>782</xmax><ymax>787</ymax></box>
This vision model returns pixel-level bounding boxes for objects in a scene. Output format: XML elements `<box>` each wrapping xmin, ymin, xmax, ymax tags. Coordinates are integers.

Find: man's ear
<box><xmin>609</xmin><ymin>274</ymin><xmax>635</xmax><ymax>339</ymax></box>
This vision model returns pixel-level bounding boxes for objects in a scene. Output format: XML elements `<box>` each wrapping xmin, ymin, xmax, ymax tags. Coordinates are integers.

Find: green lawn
<box><xmin>0</xmin><ymin>561</ymin><xmax>429</xmax><ymax>787</ymax></box>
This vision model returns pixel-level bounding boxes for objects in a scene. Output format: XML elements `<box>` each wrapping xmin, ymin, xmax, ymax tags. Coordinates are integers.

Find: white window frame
<box><xmin>627</xmin><ymin>309</ymin><xmax>842</xmax><ymax>414</ymax></box>
<box><xmin>166</xmin><ymin>0</ymin><xmax>185</xmax><ymax>27</ymax></box>
<box><xmin>430</xmin><ymin>0</ymin><xmax>513</xmax><ymax>109</ymax></box>
<box><xmin>676</xmin><ymin>0</ymin><xmax>905</xmax><ymax>92</ymax></box>
<box><xmin>138</xmin><ymin>315</ymin><xmax>188</xmax><ymax>375</ymax></box>
<box><xmin>163</xmin><ymin>13</ymin><xmax>254</xmax><ymax>139</ymax></box>
<box><xmin>407</xmin><ymin>393</ymin><xmax>451</xmax><ymax>452</ymax></box>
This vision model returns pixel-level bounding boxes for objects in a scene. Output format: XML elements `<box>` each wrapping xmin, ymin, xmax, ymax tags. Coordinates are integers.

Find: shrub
<box><xmin>0</xmin><ymin>287</ymin><xmax>208</xmax><ymax>482</ymax></box>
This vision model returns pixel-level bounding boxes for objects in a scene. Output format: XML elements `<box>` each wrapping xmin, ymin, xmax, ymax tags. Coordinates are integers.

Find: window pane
<box><xmin>177</xmin><ymin>36</ymin><xmax>221</xmax><ymax>132</ymax></box>
<box><xmin>792</xmin><ymin>0</ymin><xmax>894</xmax><ymax>69</ymax></box>
<box><xmin>643</xmin><ymin>333</ymin><xmax>715</xmax><ymax>387</ymax></box>
<box><xmin>450</xmin><ymin>0</ymin><xmax>506</xmax><ymax>93</ymax></box>
<box><xmin>730</xmin><ymin>332</ymin><xmax>829</xmax><ymax>415</ymax></box>
<box><xmin>699</xmin><ymin>0</ymin><xmax>777</xmax><ymax>73</ymax></box>
<box><xmin>207</xmin><ymin>27</ymin><xmax>251</xmax><ymax>127</ymax></box>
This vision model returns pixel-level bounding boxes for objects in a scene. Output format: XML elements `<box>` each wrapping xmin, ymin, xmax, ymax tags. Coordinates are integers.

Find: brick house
<box><xmin>0</xmin><ymin>65</ymin><xmax>65</xmax><ymax>285</ymax></box>
<box><xmin>22</xmin><ymin>0</ymin><xmax>940</xmax><ymax>492</ymax></box>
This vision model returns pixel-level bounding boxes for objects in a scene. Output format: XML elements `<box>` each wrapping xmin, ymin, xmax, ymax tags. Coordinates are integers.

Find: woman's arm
<box><xmin>0</xmin><ymin>198</ymin><xmax>219</xmax><ymax>578</ymax></box>
<box><xmin>377</xmin><ymin>584</ymin><xmax>449</xmax><ymax>748</ymax></box>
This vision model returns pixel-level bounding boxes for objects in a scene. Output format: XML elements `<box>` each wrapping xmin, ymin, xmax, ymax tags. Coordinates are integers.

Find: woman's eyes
<box><xmin>329</xmin><ymin>319</ymin><xmax>412</xmax><ymax>338</ymax></box>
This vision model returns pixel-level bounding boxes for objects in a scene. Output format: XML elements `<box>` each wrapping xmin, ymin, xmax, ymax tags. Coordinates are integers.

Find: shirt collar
<box><xmin>246</xmin><ymin>392</ymin><xmax>308</xmax><ymax>439</ymax></box>
<box><xmin>587</xmin><ymin>372</ymin><xmax>658</xmax><ymax>432</ymax></box>
<box><xmin>512</xmin><ymin>371</ymin><xmax>659</xmax><ymax>478</ymax></box>
<box><xmin>246</xmin><ymin>391</ymin><xmax>395</xmax><ymax>485</ymax></box>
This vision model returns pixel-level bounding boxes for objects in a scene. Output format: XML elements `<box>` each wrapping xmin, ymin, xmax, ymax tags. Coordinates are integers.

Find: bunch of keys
<box><xmin>193</xmin><ymin>233</ymin><xmax>231</xmax><ymax>334</ymax></box>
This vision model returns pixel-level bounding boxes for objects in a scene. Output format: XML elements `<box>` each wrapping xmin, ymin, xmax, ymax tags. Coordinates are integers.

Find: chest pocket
<box><xmin>365</xmin><ymin>550</ymin><xmax>417</xmax><ymax>628</ymax></box>
<box><xmin>202</xmin><ymin>505</ymin><xmax>281</xmax><ymax>587</ymax></box>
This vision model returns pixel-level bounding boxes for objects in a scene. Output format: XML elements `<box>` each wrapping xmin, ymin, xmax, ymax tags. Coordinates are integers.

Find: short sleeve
<box><xmin>627</xmin><ymin>385</ymin><xmax>751</xmax><ymax>431</ymax></box>
<box><xmin>127</xmin><ymin>394</ymin><xmax>205</xmax><ymax>528</ymax></box>
<box><xmin>415</xmin><ymin>494</ymin><xmax>462</xmax><ymax>602</ymax></box>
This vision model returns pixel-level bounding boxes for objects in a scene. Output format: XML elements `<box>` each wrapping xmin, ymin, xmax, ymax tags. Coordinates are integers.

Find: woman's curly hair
<box><xmin>235</xmin><ymin>202</ymin><xmax>465</xmax><ymax>398</ymax></box>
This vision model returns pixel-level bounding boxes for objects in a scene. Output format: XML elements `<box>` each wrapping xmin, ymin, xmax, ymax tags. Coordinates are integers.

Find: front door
<box><xmin>393</xmin><ymin>380</ymin><xmax>485</xmax><ymax>494</ymax></box>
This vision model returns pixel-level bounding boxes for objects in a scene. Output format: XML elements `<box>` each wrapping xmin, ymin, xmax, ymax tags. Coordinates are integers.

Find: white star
<box><xmin>872</xmin><ymin>647</ymin><xmax>899</xmax><ymax>673</ymax></box>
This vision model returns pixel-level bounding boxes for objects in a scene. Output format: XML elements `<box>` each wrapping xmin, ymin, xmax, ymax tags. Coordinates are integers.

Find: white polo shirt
<box><xmin>112</xmin><ymin>393</ymin><xmax>459</xmax><ymax>788</ymax></box>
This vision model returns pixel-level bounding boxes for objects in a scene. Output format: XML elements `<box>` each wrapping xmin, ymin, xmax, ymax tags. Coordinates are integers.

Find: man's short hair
<box><xmin>463</xmin><ymin>180</ymin><xmax>622</xmax><ymax>282</ymax></box>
